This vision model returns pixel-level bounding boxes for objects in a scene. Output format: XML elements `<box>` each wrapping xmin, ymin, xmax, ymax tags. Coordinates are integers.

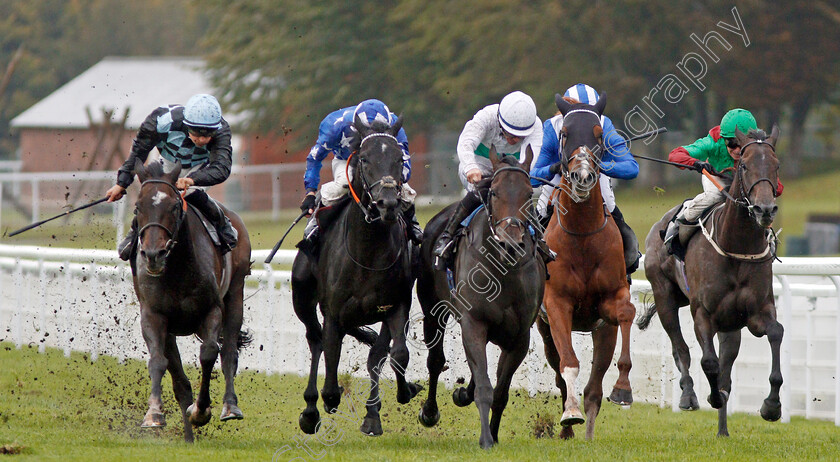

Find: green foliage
<box><xmin>0</xmin><ymin>0</ymin><xmax>209</xmax><ymax>157</ymax></box>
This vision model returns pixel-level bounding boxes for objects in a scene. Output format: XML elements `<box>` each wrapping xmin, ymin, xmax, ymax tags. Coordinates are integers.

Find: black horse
<box><xmin>417</xmin><ymin>146</ymin><xmax>544</xmax><ymax>449</ymax></box>
<box><xmin>639</xmin><ymin>126</ymin><xmax>783</xmax><ymax>436</ymax></box>
<box><xmin>130</xmin><ymin>160</ymin><xmax>252</xmax><ymax>443</ymax></box>
<box><xmin>292</xmin><ymin>114</ymin><xmax>422</xmax><ymax>437</ymax></box>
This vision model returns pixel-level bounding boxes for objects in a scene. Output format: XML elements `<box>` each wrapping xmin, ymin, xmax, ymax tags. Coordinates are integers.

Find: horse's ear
<box><xmin>594</xmin><ymin>91</ymin><xmax>607</xmax><ymax>116</ymax></box>
<box><xmin>555</xmin><ymin>93</ymin><xmax>572</xmax><ymax>115</ymax></box>
<box><xmin>134</xmin><ymin>158</ymin><xmax>147</xmax><ymax>183</ymax></box>
<box><xmin>521</xmin><ymin>144</ymin><xmax>533</xmax><ymax>170</ymax></box>
<box><xmin>353</xmin><ymin>113</ymin><xmax>372</xmax><ymax>138</ymax></box>
<box><xmin>389</xmin><ymin>114</ymin><xmax>404</xmax><ymax>137</ymax></box>
<box><xmin>488</xmin><ymin>144</ymin><xmax>500</xmax><ymax>169</ymax></box>
<box><xmin>767</xmin><ymin>123</ymin><xmax>780</xmax><ymax>147</ymax></box>
<box><xmin>167</xmin><ymin>161</ymin><xmax>182</xmax><ymax>183</ymax></box>
<box><xmin>734</xmin><ymin>127</ymin><xmax>749</xmax><ymax>147</ymax></box>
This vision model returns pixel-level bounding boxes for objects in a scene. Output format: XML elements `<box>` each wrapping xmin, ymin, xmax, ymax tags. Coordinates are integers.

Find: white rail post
<box><xmin>63</xmin><ymin>260</ymin><xmax>72</xmax><ymax>357</ymax></box>
<box><xmin>0</xmin><ymin>182</ymin><xmax>4</xmax><ymax>232</ymax></box>
<box><xmin>31</xmin><ymin>179</ymin><xmax>39</xmax><ymax>222</ymax></box>
<box><xmin>38</xmin><ymin>258</ymin><xmax>46</xmax><ymax>354</ymax></box>
<box><xmin>805</xmin><ymin>297</ymin><xmax>816</xmax><ymax>419</ymax></box>
<box><xmin>831</xmin><ymin>276</ymin><xmax>840</xmax><ymax>427</ymax></box>
<box><xmin>14</xmin><ymin>258</ymin><xmax>23</xmax><ymax>349</ymax></box>
<box><xmin>272</xmin><ymin>169</ymin><xmax>281</xmax><ymax>221</ymax></box>
<box><xmin>775</xmin><ymin>274</ymin><xmax>792</xmax><ymax>424</ymax></box>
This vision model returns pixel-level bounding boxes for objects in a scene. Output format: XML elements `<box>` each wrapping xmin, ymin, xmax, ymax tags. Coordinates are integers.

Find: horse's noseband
<box><xmin>734</xmin><ymin>139</ymin><xmax>778</xmax><ymax>220</ymax></box>
<box><xmin>137</xmin><ymin>179</ymin><xmax>187</xmax><ymax>260</ymax></box>
<box><xmin>483</xmin><ymin>165</ymin><xmax>532</xmax><ymax>241</ymax></box>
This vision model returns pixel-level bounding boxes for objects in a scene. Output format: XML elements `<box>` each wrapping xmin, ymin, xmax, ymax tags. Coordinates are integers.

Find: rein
<box><xmin>137</xmin><ymin>179</ymin><xmax>187</xmax><ymax>260</ymax></box>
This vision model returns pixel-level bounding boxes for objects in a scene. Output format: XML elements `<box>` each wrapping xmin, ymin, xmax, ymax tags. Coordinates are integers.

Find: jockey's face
<box><xmin>188</xmin><ymin>132</ymin><xmax>212</xmax><ymax>147</ymax></box>
<box><xmin>725</xmin><ymin>137</ymin><xmax>742</xmax><ymax>158</ymax></box>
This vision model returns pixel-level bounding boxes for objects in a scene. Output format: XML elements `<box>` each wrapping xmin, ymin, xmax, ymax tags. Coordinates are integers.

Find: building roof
<box><xmin>10</xmin><ymin>56</ymin><xmax>241</xmax><ymax>130</ymax></box>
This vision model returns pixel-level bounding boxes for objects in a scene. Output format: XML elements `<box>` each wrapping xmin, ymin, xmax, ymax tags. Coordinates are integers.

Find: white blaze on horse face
<box><xmin>152</xmin><ymin>191</ymin><xmax>168</xmax><ymax>206</ymax></box>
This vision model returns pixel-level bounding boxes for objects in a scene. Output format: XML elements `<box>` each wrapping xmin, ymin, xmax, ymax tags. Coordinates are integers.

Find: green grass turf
<box><xmin>1</xmin><ymin>342</ymin><xmax>839</xmax><ymax>461</ymax></box>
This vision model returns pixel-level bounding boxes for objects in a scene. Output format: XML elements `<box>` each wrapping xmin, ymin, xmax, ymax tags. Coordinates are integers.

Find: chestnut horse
<box><xmin>538</xmin><ymin>93</ymin><xmax>635</xmax><ymax>440</ymax></box>
<box><xmin>416</xmin><ymin>146</ymin><xmax>544</xmax><ymax>449</ymax></box>
<box><xmin>639</xmin><ymin>126</ymin><xmax>783</xmax><ymax>436</ymax></box>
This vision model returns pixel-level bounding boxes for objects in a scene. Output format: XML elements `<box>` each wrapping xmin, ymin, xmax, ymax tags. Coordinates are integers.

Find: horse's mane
<box><xmin>497</xmin><ymin>154</ymin><xmax>520</xmax><ymax>168</ymax></box>
<box><xmin>555</xmin><ymin>96</ymin><xmax>581</xmax><ymax>116</ymax></box>
<box><xmin>746</xmin><ymin>129</ymin><xmax>767</xmax><ymax>141</ymax></box>
<box><xmin>144</xmin><ymin>160</ymin><xmax>166</xmax><ymax>178</ymax></box>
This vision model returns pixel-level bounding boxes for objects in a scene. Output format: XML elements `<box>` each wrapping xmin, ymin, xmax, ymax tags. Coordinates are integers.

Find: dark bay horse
<box><xmin>292</xmin><ymin>114</ymin><xmax>422</xmax><ymax>437</ymax></box>
<box><xmin>130</xmin><ymin>160</ymin><xmax>251</xmax><ymax>443</ymax></box>
<box><xmin>539</xmin><ymin>93</ymin><xmax>636</xmax><ymax>440</ymax></box>
<box><xmin>639</xmin><ymin>126</ymin><xmax>783</xmax><ymax>436</ymax></box>
<box><xmin>416</xmin><ymin>146</ymin><xmax>544</xmax><ymax>449</ymax></box>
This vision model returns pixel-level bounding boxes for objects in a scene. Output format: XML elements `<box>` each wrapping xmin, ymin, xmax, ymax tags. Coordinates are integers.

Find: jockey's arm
<box><xmin>530</xmin><ymin>119</ymin><xmax>560</xmax><ymax>186</ymax></box>
<box><xmin>188</xmin><ymin>123</ymin><xmax>233</xmax><ymax>187</ymax></box>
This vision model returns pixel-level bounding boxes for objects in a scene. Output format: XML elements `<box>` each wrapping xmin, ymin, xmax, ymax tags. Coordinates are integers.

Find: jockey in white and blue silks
<box><xmin>299</xmin><ymin>99</ymin><xmax>423</xmax><ymax>247</ymax></box>
<box><xmin>530</xmin><ymin>84</ymin><xmax>642</xmax><ymax>277</ymax></box>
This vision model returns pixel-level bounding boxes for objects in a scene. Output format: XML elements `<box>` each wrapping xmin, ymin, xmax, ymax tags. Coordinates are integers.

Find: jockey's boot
<box><xmin>188</xmin><ymin>191</ymin><xmax>238</xmax><ymax>254</ymax></box>
<box><xmin>433</xmin><ymin>202</ymin><xmax>473</xmax><ymax>271</ymax></box>
<box><xmin>611</xmin><ymin>206</ymin><xmax>641</xmax><ymax>276</ymax></box>
<box><xmin>663</xmin><ymin>216</ymin><xmax>690</xmax><ymax>256</ymax></box>
<box><xmin>404</xmin><ymin>204</ymin><xmax>424</xmax><ymax>245</ymax></box>
<box><xmin>118</xmin><ymin>216</ymin><xmax>138</xmax><ymax>261</ymax></box>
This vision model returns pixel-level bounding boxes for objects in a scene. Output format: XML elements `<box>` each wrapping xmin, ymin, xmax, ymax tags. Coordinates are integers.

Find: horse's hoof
<box><xmin>679</xmin><ymin>393</ymin><xmax>700</xmax><ymax>411</ymax></box>
<box><xmin>707</xmin><ymin>392</ymin><xmax>724</xmax><ymax>409</ymax></box>
<box><xmin>559</xmin><ymin>426</ymin><xmax>575</xmax><ymax>440</ymax></box>
<box><xmin>322</xmin><ymin>389</ymin><xmax>342</xmax><ymax>414</ymax></box>
<box><xmin>187</xmin><ymin>403</ymin><xmax>212</xmax><ymax>427</ymax></box>
<box><xmin>141</xmin><ymin>411</ymin><xmax>166</xmax><ymax>428</ymax></box>
<box><xmin>560</xmin><ymin>409</ymin><xmax>585</xmax><ymax>427</ymax></box>
<box><xmin>760</xmin><ymin>399</ymin><xmax>782</xmax><ymax>422</ymax></box>
<box><xmin>452</xmin><ymin>387</ymin><xmax>473</xmax><ymax>407</ymax></box>
<box><xmin>299</xmin><ymin>409</ymin><xmax>320</xmax><ymax>434</ymax></box>
<box><xmin>398</xmin><ymin>382</ymin><xmax>424</xmax><ymax>404</ymax></box>
<box><xmin>607</xmin><ymin>388</ymin><xmax>633</xmax><ymax>407</ymax></box>
<box><xmin>479</xmin><ymin>437</ymin><xmax>496</xmax><ymax>450</ymax></box>
<box><xmin>220</xmin><ymin>403</ymin><xmax>244</xmax><ymax>421</ymax></box>
<box><xmin>360</xmin><ymin>417</ymin><xmax>383</xmax><ymax>436</ymax></box>
<box><xmin>418</xmin><ymin>405</ymin><xmax>440</xmax><ymax>428</ymax></box>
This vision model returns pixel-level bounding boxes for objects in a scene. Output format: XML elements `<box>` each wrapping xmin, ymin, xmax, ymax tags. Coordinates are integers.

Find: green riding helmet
<box><xmin>720</xmin><ymin>108</ymin><xmax>757</xmax><ymax>138</ymax></box>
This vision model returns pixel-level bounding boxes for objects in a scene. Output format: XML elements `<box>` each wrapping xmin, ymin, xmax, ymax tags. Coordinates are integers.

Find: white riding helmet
<box><xmin>497</xmin><ymin>91</ymin><xmax>537</xmax><ymax>137</ymax></box>
<box><xmin>183</xmin><ymin>94</ymin><xmax>223</xmax><ymax>130</ymax></box>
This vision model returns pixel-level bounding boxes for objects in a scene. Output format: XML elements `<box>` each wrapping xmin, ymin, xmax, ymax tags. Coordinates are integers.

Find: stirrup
<box><xmin>118</xmin><ymin>233</ymin><xmax>136</xmax><ymax>261</ymax></box>
<box><xmin>433</xmin><ymin>236</ymin><xmax>455</xmax><ymax>270</ymax></box>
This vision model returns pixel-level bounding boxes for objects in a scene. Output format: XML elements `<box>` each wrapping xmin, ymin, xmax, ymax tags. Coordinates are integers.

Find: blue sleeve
<box><xmin>600</xmin><ymin>117</ymin><xmax>639</xmax><ymax>180</ymax></box>
<box><xmin>303</xmin><ymin>117</ymin><xmax>337</xmax><ymax>191</ymax></box>
<box><xmin>397</xmin><ymin>126</ymin><xmax>411</xmax><ymax>183</ymax></box>
<box><xmin>530</xmin><ymin>119</ymin><xmax>560</xmax><ymax>186</ymax></box>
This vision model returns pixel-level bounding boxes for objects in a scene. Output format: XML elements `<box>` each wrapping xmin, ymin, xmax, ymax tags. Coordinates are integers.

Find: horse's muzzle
<box><xmin>751</xmin><ymin>203</ymin><xmax>778</xmax><ymax>228</ymax></box>
<box><xmin>140</xmin><ymin>247</ymin><xmax>167</xmax><ymax>276</ymax></box>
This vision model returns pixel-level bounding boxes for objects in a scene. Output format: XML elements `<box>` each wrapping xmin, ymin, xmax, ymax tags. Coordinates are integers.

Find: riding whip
<box><xmin>7</xmin><ymin>197</ymin><xmax>109</xmax><ymax>237</ymax></box>
<box><xmin>264</xmin><ymin>211</ymin><xmax>307</xmax><ymax>263</ymax></box>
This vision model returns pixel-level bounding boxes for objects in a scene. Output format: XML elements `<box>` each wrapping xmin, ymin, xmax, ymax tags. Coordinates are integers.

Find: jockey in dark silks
<box><xmin>106</xmin><ymin>94</ymin><xmax>239</xmax><ymax>260</ymax></box>
<box><xmin>298</xmin><ymin>99</ymin><xmax>423</xmax><ymax>250</ymax></box>
<box><xmin>530</xmin><ymin>84</ymin><xmax>641</xmax><ymax>280</ymax></box>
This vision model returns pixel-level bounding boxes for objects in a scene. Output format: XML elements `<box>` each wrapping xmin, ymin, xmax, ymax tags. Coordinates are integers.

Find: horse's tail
<box><xmin>636</xmin><ymin>296</ymin><xmax>658</xmax><ymax>331</ymax></box>
<box><xmin>348</xmin><ymin>326</ymin><xmax>378</xmax><ymax>347</ymax></box>
<box><xmin>224</xmin><ymin>328</ymin><xmax>253</xmax><ymax>351</ymax></box>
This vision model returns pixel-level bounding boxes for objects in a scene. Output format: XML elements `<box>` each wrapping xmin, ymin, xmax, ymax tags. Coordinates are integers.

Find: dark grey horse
<box><xmin>292</xmin><ymin>115</ymin><xmax>422</xmax><ymax>437</ymax></box>
<box><xmin>131</xmin><ymin>160</ymin><xmax>252</xmax><ymax>443</ymax></box>
<box><xmin>417</xmin><ymin>146</ymin><xmax>544</xmax><ymax>449</ymax></box>
<box><xmin>639</xmin><ymin>126</ymin><xmax>783</xmax><ymax>436</ymax></box>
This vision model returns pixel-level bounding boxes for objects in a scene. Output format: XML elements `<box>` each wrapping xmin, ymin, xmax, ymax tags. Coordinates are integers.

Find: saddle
<box><xmin>188</xmin><ymin>203</ymin><xmax>222</xmax><ymax>248</ymax></box>
<box><xmin>661</xmin><ymin>201</ymin><xmax>719</xmax><ymax>261</ymax></box>
<box><xmin>295</xmin><ymin>195</ymin><xmax>352</xmax><ymax>259</ymax></box>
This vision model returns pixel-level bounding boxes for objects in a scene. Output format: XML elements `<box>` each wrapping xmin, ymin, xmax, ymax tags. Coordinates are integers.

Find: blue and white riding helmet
<box><xmin>353</xmin><ymin>99</ymin><xmax>394</xmax><ymax>127</ymax></box>
<box><xmin>183</xmin><ymin>94</ymin><xmax>223</xmax><ymax>130</ymax></box>
<box><xmin>564</xmin><ymin>83</ymin><xmax>600</xmax><ymax>105</ymax></box>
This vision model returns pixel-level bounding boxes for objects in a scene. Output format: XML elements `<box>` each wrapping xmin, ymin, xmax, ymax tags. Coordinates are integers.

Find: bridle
<box><xmin>343</xmin><ymin>131</ymin><xmax>407</xmax><ymax>270</ymax></box>
<box><xmin>346</xmin><ymin>132</ymin><xmax>403</xmax><ymax>224</ymax></box>
<box><xmin>733</xmin><ymin>139</ymin><xmax>779</xmax><ymax>218</ymax></box>
<box><xmin>137</xmin><ymin>179</ymin><xmax>187</xmax><ymax>260</ymax></box>
<box><xmin>558</xmin><ymin>108</ymin><xmax>604</xmax><ymax>199</ymax></box>
<box><xmin>479</xmin><ymin>164</ymin><xmax>533</xmax><ymax>243</ymax></box>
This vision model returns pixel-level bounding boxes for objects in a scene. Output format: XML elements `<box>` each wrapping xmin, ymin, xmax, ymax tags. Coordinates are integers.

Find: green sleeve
<box><xmin>682</xmin><ymin>134</ymin><xmax>717</xmax><ymax>161</ymax></box>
